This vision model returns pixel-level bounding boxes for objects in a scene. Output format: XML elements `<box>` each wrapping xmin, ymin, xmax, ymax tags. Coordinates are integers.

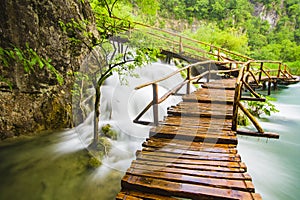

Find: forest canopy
<box><xmin>95</xmin><ymin>0</ymin><xmax>300</xmax><ymax>71</ymax></box>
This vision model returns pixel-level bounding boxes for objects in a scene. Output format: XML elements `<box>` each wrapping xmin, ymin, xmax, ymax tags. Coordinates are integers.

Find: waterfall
<box><xmin>72</xmin><ymin>62</ymin><xmax>194</xmax><ymax>176</ymax></box>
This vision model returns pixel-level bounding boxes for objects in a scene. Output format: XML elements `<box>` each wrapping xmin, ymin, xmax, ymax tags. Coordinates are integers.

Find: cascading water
<box><xmin>75</xmin><ymin>62</ymin><xmax>189</xmax><ymax>175</ymax></box>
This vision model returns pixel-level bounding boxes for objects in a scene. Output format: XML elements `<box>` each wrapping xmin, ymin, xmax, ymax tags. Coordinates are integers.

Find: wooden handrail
<box><xmin>134</xmin><ymin>60</ymin><xmax>239</xmax><ymax>125</ymax></box>
<box><xmin>110</xmin><ymin>15</ymin><xmax>253</xmax><ymax>62</ymax></box>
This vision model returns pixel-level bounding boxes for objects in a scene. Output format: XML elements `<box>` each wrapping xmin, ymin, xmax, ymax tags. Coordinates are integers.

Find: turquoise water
<box><xmin>238</xmin><ymin>83</ymin><xmax>300</xmax><ymax>200</ymax></box>
<box><xmin>0</xmin><ymin>130</ymin><xmax>124</xmax><ymax>200</ymax></box>
<box><xmin>0</xmin><ymin>83</ymin><xmax>299</xmax><ymax>200</ymax></box>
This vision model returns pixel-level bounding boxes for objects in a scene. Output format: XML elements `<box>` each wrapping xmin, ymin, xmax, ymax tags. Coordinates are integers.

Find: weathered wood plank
<box><xmin>121</xmin><ymin>175</ymin><xmax>262</xmax><ymax>200</ymax></box>
<box><xmin>150</xmin><ymin>127</ymin><xmax>238</xmax><ymax>145</ymax></box>
<box><xmin>132</xmin><ymin>159</ymin><xmax>246</xmax><ymax>173</ymax></box>
<box><xmin>138</xmin><ymin>148</ymin><xmax>241</xmax><ymax>162</ymax></box>
<box><xmin>151</xmin><ymin>125</ymin><xmax>236</xmax><ymax>136</ymax></box>
<box><xmin>162</xmin><ymin>116</ymin><xmax>232</xmax><ymax>129</ymax></box>
<box><xmin>202</xmin><ymin>79</ymin><xmax>237</xmax><ymax>90</ymax></box>
<box><xmin>126</xmin><ymin>168</ymin><xmax>255</xmax><ymax>192</ymax></box>
<box><xmin>183</xmin><ymin>88</ymin><xmax>235</xmax><ymax>104</ymax></box>
<box><xmin>130</xmin><ymin>162</ymin><xmax>252</xmax><ymax>180</ymax></box>
<box><xmin>116</xmin><ymin>191</ymin><xmax>178</xmax><ymax>200</ymax></box>
<box><xmin>135</xmin><ymin>154</ymin><xmax>246</xmax><ymax>170</ymax></box>
<box><xmin>167</xmin><ymin>108</ymin><xmax>233</xmax><ymax>119</ymax></box>
<box><xmin>142</xmin><ymin>142</ymin><xmax>238</xmax><ymax>154</ymax></box>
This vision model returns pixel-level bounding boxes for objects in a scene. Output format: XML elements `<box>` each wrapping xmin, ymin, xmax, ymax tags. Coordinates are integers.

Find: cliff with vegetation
<box><xmin>0</xmin><ymin>0</ymin><xmax>96</xmax><ymax>139</ymax></box>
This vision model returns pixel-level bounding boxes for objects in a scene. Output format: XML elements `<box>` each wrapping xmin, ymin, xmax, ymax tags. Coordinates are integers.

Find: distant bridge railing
<box><xmin>111</xmin><ymin>16</ymin><xmax>252</xmax><ymax>63</ymax></box>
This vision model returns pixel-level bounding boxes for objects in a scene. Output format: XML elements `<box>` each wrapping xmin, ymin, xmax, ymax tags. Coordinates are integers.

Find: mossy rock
<box><xmin>87</xmin><ymin>155</ymin><xmax>102</xmax><ymax>169</ymax></box>
<box><xmin>101</xmin><ymin>124</ymin><xmax>118</xmax><ymax>140</ymax></box>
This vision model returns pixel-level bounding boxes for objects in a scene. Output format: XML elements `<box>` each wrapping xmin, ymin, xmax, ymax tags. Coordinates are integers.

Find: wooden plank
<box><xmin>126</xmin><ymin>168</ymin><xmax>255</xmax><ymax>192</ymax></box>
<box><xmin>151</xmin><ymin>125</ymin><xmax>236</xmax><ymax>137</ymax></box>
<box><xmin>150</xmin><ymin>127</ymin><xmax>238</xmax><ymax>145</ymax></box>
<box><xmin>173</xmin><ymin>102</ymin><xmax>233</xmax><ymax>111</ymax></box>
<box><xmin>142</xmin><ymin>141</ymin><xmax>238</xmax><ymax>154</ymax></box>
<box><xmin>132</xmin><ymin>159</ymin><xmax>246</xmax><ymax>173</ymax></box>
<box><xmin>237</xmin><ymin>130</ymin><xmax>280</xmax><ymax>139</ymax></box>
<box><xmin>138</xmin><ymin>148</ymin><xmax>241</xmax><ymax>162</ymax></box>
<box><xmin>135</xmin><ymin>154</ymin><xmax>246</xmax><ymax>170</ymax></box>
<box><xmin>130</xmin><ymin>162</ymin><xmax>252</xmax><ymax>181</ymax></box>
<box><xmin>202</xmin><ymin>79</ymin><xmax>236</xmax><ymax>90</ymax></box>
<box><xmin>121</xmin><ymin>175</ymin><xmax>261</xmax><ymax>200</ymax></box>
<box><xmin>143</xmin><ymin>138</ymin><xmax>237</xmax><ymax>153</ymax></box>
<box><xmin>117</xmin><ymin>191</ymin><xmax>178</xmax><ymax>200</ymax></box>
<box><xmin>167</xmin><ymin>107</ymin><xmax>233</xmax><ymax>119</ymax></box>
<box><xmin>183</xmin><ymin>88</ymin><xmax>235</xmax><ymax>104</ymax></box>
<box><xmin>162</xmin><ymin>116</ymin><xmax>232</xmax><ymax>129</ymax></box>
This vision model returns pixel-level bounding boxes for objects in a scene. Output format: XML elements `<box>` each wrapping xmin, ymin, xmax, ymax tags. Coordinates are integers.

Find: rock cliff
<box><xmin>0</xmin><ymin>0</ymin><xmax>95</xmax><ymax>139</ymax></box>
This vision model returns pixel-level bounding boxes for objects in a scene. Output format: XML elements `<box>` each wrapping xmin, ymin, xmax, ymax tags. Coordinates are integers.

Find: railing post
<box><xmin>245</xmin><ymin>63</ymin><xmax>250</xmax><ymax>86</ymax></box>
<box><xmin>207</xmin><ymin>63</ymin><xmax>211</xmax><ymax>83</ymax></box>
<box><xmin>259</xmin><ymin>62</ymin><xmax>263</xmax><ymax>82</ymax></box>
<box><xmin>277</xmin><ymin>63</ymin><xmax>282</xmax><ymax>78</ymax></box>
<box><xmin>152</xmin><ymin>83</ymin><xmax>159</xmax><ymax>126</ymax></box>
<box><xmin>217</xmin><ymin>48</ymin><xmax>221</xmax><ymax>61</ymax></box>
<box><xmin>232</xmin><ymin>68</ymin><xmax>244</xmax><ymax>131</ymax></box>
<box><xmin>186</xmin><ymin>67</ymin><xmax>191</xmax><ymax>94</ymax></box>
<box><xmin>179</xmin><ymin>36</ymin><xmax>183</xmax><ymax>54</ymax></box>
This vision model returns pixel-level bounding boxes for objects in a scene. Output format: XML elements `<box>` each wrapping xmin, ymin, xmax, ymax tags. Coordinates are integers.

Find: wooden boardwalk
<box><xmin>116</xmin><ymin>78</ymin><xmax>262</xmax><ymax>200</ymax></box>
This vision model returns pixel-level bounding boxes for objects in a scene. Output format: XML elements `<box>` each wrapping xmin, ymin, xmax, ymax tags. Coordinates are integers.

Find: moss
<box><xmin>87</xmin><ymin>156</ymin><xmax>102</xmax><ymax>169</ymax></box>
<box><xmin>101</xmin><ymin>124</ymin><xmax>118</xmax><ymax>140</ymax></box>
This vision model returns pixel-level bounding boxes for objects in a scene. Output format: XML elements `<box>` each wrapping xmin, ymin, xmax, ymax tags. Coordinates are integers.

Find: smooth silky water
<box><xmin>237</xmin><ymin>82</ymin><xmax>300</xmax><ymax>200</ymax></box>
<box><xmin>0</xmin><ymin>63</ymin><xmax>299</xmax><ymax>199</ymax></box>
<box><xmin>0</xmin><ymin>63</ymin><xmax>185</xmax><ymax>200</ymax></box>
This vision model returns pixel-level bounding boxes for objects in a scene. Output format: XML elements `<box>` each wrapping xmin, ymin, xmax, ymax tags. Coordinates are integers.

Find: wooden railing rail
<box><xmin>110</xmin><ymin>15</ymin><xmax>253</xmax><ymax>63</ymax></box>
<box><xmin>232</xmin><ymin>61</ymin><xmax>280</xmax><ymax>138</ymax></box>
<box><xmin>133</xmin><ymin>60</ymin><xmax>239</xmax><ymax>126</ymax></box>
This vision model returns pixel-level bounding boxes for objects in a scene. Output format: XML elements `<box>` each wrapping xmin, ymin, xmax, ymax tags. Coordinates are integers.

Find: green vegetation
<box><xmin>0</xmin><ymin>44</ymin><xmax>63</xmax><ymax>85</ymax></box>
<box><xmin>157</xmin><ymin>0</ymin><xmax>300</xmax><ymax>61</ymax></box>
<box><xmin>104</xmin><ymin>0</ymin><xmax>300</xmax><ymax>72</ymax></box>
<box><xmin>246</xmin><ymin>95</ymin><xmax>279</xmax><ymax>118</ymax></box>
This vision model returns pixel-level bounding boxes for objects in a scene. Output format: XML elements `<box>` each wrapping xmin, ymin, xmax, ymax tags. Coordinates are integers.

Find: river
<box><xmin>0</xmin><ymin>64</ymin><xmax>299</xmax><ymax>200</ymax></box>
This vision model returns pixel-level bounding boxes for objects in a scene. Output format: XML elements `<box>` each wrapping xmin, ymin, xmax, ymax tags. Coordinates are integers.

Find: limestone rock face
<box><xmin>0</xmin><ymin>0</ymin><xmax>95</xmax><ymax>139</ymax></box>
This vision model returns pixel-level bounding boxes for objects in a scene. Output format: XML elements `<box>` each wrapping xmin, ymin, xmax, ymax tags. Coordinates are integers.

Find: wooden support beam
<box><xmin>237</xmin><ymin>130</ymin><xmax>279</xmax><ymax>139</ymax></box>
<box><xmin>238</xmin><ymin>102</ymin><xmax>264</xmax><ymax>133</ymax></box>
<box><xmin>240</xmin><ymin>97</ymin><xmax>266</xmax><ymax>102</ymax></box>
<box><xmin>153</xmin><ymin>83</ymin><xmax>159</xmax><ymax>126</ymax></box>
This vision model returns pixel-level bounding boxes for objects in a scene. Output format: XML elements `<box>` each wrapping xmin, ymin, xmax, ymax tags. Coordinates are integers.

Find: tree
<box><xmin>60</xmin><ymin>0</ymin><xmax>159</xmax><ymax>148</ymax></box>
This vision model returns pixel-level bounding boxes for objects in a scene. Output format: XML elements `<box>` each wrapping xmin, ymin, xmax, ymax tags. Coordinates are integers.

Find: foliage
<box><xmin>246</xmin><ymin>95</ymin><xmax>279</xmax><ymax>118</ymax></box>
<box><xmin>156</xmin><ymin>0</ymin><xmax>300</xmax><ymax>67</ymax></box>
<box><xmin>60</xmin><ymin>0</ymin><xmax>160</xmax><ymax>146</ymax></box>
<box><xmin>0</xmin><ymin>44</ymin><xmax>63</xmax><ymax>85</ymax></box>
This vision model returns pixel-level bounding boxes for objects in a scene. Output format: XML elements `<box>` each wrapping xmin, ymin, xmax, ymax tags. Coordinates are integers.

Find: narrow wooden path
<box><xmin>116</xmin><ymin>78</ymin><xmax>262</xmax><ymax>200</ymax></box>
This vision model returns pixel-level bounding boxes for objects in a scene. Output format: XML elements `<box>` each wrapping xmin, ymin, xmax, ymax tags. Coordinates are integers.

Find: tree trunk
<box><xmin>93</xmin><ymin>85</ymin><xmax>101</xmax><ymax>147</ymax></box>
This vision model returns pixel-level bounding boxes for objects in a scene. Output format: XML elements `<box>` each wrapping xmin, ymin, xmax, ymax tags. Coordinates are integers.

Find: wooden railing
<box><xmin>231</xmin><ymin>60</ymin><xmax>293</xmax><ymax>138</ymax></box>
<box><xmin>133</xmin><ymin>60</ymin><xmax>240</xmax><ymax>126</ymax></box>
<box><xmin>133</xmin><ymin>59</ymin><xmax>286</xmax><ymax>138</ymax></box>
<box><xmin>111</xmin><ymin>16</ymin><xmax>253</xmax><ymax>63</ymax></box>
<box><xmin>242</xmin><ymin>60</ymin><xmax>296</xmax><ymax>95</ymax></box>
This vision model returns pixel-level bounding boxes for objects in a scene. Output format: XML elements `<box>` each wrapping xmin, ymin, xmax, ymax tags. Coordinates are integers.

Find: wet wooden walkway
<box><xmin>116</xmin><ymin>78</ymin><xmax>262</xmax><ymax>200</ymax></box>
